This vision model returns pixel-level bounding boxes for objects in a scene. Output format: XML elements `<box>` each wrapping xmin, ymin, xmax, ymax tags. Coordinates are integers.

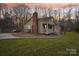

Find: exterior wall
<box><xmin>24</xmin><ymin>19</ymin><xmax>32</xmax><ymax>32</ymax></box>
<box><xmin>38</xmin><ymin>21</ymin><xmax>44</xmax><ymax>34</ymax></box>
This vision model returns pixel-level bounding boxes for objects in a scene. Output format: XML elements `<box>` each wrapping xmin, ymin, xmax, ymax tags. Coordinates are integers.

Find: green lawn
<box><xmin>0</xmin><ymin>32</ymin><xmax>79</xmax><ymax>56</ymax></box>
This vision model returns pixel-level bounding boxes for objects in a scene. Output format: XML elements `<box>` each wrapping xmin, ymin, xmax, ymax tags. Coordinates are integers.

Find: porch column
<box><xmin>46</xmin><ymin>23</ymin><xmax>48</xmax><ymax>34</ymax></box>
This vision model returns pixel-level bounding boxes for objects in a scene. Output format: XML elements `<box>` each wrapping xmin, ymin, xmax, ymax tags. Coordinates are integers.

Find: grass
<box><xmin>0</xmin><ymin>32</ymin><xmax>79</xmax><ymax>56</ymax></box>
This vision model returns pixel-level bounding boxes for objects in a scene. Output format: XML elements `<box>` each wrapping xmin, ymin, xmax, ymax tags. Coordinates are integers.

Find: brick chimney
<box><xmin>32</xmin><ymin>12</ymin><xmax>38</xmax><ymax>34</ymax></box>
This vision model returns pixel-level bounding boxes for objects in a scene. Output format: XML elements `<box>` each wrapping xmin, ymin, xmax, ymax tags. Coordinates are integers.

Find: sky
<box><xmin>1</xmin><ymin>0</ymin><xmax>79</xmax><ymax>3</ymax></box>
<box><xmin>0</xmin><ymin>3</ymin><xmax>79</xmax><ymax>19</ymax></box>
<box><xmin>2</xmin><ymin>3</ymin><xmax>79</xmax><ymax>8</ymax></box>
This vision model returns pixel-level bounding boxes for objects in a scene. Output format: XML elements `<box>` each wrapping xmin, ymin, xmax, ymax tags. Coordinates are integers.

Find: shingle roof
<box><xmin>38</xmin><ymin>16</ymin><xmax>54</xmax><ymax>21</ymax></box>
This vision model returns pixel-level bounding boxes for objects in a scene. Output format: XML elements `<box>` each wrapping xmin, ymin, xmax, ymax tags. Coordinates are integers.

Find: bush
<box><xmin>75</xmin><ymin>22</ymin><xmax>79</xmax><ymax>33</ymax></box>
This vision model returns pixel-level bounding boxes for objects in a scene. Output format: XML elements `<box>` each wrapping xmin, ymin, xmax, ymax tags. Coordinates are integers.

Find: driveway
<box><xmin>0</xmin><ymin>33</ymin><xmax>18</xmax><ymax>39</ymax></box>
<box><xmin>0</xmin><ymin>33</ymin><xmax>62</xmax><ymax>39</ymax></box>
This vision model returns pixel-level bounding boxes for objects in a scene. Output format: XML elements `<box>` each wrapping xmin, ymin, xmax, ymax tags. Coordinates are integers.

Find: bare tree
<box><xmin>58</xmin><ymin>8</ymin><xmax>61</xmax><ymax>21</ymax></box>
<box><xmin>67</xmin><ymin>8</ymin><xmax>73</xmax><ymax>20</ymax></box>
<box><xmin>48</xmin><ymin>8</ymin><xmax>53</xmax><ymax>17</ymax></box>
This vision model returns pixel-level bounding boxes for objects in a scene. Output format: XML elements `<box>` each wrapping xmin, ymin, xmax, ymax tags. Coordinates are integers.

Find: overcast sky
<box><xmin>1</xmin><ymin>0</ymin><xmax>79</xmax><ymax>3</ymax></box>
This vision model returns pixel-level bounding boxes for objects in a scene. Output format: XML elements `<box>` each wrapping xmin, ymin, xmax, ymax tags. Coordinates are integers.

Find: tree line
<box><xmin>0</xmin><ymin>4</ymin><xmax>79</xmax><ymax>33</ymax></box>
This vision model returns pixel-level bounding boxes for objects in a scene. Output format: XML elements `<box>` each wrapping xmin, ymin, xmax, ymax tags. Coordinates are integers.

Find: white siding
<box><xmin>38</xmin><ymin>19</ymin><xmax>54</xmax><ymax>34</ymax></box>
<box><xmin>24</xmin><ymin>19</ymin><xmax>32</xmax><ymax>32</ymax></box>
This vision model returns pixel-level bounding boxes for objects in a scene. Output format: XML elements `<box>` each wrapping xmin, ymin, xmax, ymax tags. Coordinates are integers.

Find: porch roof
<box><xmin>38</xmin><ymin>16</ymin><xmax>54</xmax><ymax>21</ymax></box>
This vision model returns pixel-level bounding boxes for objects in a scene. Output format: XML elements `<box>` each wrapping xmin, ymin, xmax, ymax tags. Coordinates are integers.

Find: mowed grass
<box><xmin>0</xmin><ymin>32</ymin><xmax>79</xmax><ymax>56</ymax></box>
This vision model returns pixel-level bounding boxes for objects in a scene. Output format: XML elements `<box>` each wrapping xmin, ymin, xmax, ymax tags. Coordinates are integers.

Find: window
<box><xmin>42</xmin><ymin>24</ymin><xmax>47</xmax><ymax>29</ymax></box>
<box><xmin>48</xmin><ymin>24</ymin><xmax>52</xmax><ymax>29</ymax></box>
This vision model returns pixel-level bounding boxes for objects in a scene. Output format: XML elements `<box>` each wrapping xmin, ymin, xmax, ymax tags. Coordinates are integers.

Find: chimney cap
<box><xmin>33</xmin><ymin>11</ymin><xmax>38</xmax><ymax>15</ymax></box>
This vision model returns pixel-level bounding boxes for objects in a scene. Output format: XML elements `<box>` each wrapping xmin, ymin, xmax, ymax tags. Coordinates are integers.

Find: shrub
<box><xmin>75</xmin><ymin>22</ymin><xmax>79</xmax><ymax>33</ymax></box>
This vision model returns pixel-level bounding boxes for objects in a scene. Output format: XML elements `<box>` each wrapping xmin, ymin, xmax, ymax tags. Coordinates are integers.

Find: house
<box><xmin>24</xmin><ymin>11</ymin><xmax>60</xmax><ymax>34</ymax></box>
<box><xmin>38</xmin><ymin>17</ymin><xmax>54</xmax><ymax>34</ymax></box>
